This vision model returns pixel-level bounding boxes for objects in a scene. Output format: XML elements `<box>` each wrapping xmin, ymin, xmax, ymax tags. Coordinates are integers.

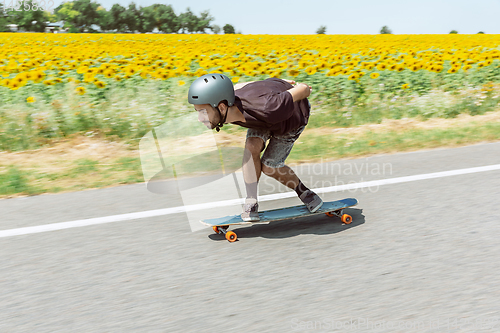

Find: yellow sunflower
<box><xmin>195</xmin><ymin>68</ymin><xmax>208</xmax><ymax>77</ymax></box>
<box><xmin>410</xmin><ymin>64</ymin><xmax>420</xmax><ymax>72</ymax></box>
<box><xmin>9</xmin><ymin>81</ymin><xmax>21</xmax><ymax>90</ymax></box>
<box><xmin>75</xmin><ymin>86</ymin><xmax>86</xmax><ymax>95</ymax></box>
<box><xmin>305</xmin><ymin>66</ymin><xmax>317</xmax><ymax>75</ymax></box>
<box><xmin>325</xmin><ymin>69</ymin><xmax>336</xmax><ymax>77</ymax></box>
<box><xmin>348</xmin><ymin>73</ymin><xmax>359</xmax><ymax>81</ymax></box>
<box><xmin>13</xmin><ymin>75</ymin><xmax>26</xmax><ymax>85</ymax></box>
<box><xmin>77</xmin><ymin>66</ymin><xmax>89</xmax><ymax>74</ymax></box>
<box><xmin>84</xmin><ymin>73</ymin><xmax>96</xmax><ymax>83</ymax></box>
<box><xmin>287</xmin><ymin>69</ymin><xmax>300</xmax><ymax>77</ymax></box>
<box><xmin>94</xmin><ymin>81</ymin><xmax>106</xmax><ymax>89</ymax></box>
<box><xmin>158</xmin><ymin>71</ymin><xmax>170</xmax><ymax>80</ymax></box>
<box><xmin>104</xmin><ymin>69</ymin><xmax>115</xmax><ymax>78</ymax></box>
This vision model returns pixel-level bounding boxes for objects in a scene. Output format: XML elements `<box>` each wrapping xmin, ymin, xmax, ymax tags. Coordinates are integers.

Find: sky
<box><xmin>52</xmin><ymin>0</ymin><xmax>500</xmax><ymax>35</ymax></box>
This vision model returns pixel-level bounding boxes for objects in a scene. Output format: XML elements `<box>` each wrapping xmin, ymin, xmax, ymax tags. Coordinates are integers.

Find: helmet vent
<box><xmin>220</xmin><ymin>75</ymin><xmax>224</xmax><ymax>79</ymax></box>
<box><xmin>192</xmin><ymin>96</ymin><xmax>198</xmax><ymax>99</ymax></box>
<box><xmin>204</xmin><ymin>78</ymin><xmax>208</xmax><ymax>83</ymax></box>
<box><xmin>212</xmin><ymin>75</ymin><xmax>216</xmax><ymax>80</ymax></box>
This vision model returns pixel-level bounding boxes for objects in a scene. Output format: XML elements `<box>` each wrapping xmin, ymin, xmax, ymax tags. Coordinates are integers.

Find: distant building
<box><xmin>45</xmin><ymin>21</ymin><xmax>67</xmax><ymax>33</ymax></box>
<box><xmin>5</xmin><ymin>24</ymin><xmax>18</xmax><ymax>32</ymax></box>
<box><xmin>79</xmin><ymin>24</ymin><xmax>103</xmax><ymax>33</ymax></box>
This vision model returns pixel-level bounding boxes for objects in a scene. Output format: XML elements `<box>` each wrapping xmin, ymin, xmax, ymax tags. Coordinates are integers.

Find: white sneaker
<box><xmin>241</xmin><ymin>198</ymin><xmax>260</xmax><ymax>222</ymax></box>
<box><xmin>299</xmin><ymin>190</ymin><xmax>323</xmax><ymax>213</ymax></box>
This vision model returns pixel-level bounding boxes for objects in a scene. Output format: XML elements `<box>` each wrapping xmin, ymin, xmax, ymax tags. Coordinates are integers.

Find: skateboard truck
<box><xmin>212</xmin><ymin>226</ymin><xmax>238</xmax><ymax>242</ymax></box>
<box><xmin>325</xmin><ymin>209</ymin><xmax>352</xmax><ymax>224</ymax></box>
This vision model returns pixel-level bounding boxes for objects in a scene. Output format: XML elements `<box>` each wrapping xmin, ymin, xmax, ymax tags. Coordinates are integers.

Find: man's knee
<box><xmin>245</xmin><ymin>137</ymin><xmax>264</xmax><ymax>155</ymax></box>
<box><xmin>261</xmin><ymin>163</ymin><xmax>273</xmax><ymax>176</ymax></box>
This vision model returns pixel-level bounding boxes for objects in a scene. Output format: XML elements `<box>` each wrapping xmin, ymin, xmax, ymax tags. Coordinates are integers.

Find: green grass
<box><xmin>0</xmin><ymin>165</ymin><xmax>46</xmax><ymax>196</ymax></box>
<box><xmin>2</xmin><ymin>118</ymin><xmax>500</xmax><ymax>198</ymax></box>
<box><xmin>111</xmin><ymin>157</ymin><xmax>141</xmax><ymax>172</ymax></box>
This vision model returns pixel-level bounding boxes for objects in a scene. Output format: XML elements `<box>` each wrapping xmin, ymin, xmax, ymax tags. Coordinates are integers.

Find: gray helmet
<box><xmin>187</xmin><ymin>73</ymin><xmax>235</xmax><ymax>108</ymax></box>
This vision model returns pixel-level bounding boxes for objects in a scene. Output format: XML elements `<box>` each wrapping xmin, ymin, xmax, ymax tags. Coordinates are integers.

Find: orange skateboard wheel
<box><xmin>325</xmin><ymin>212</ymin><xmax>335</xmax><ymax>217</ymax></box>
<box><xmin>226</xmin><ymin>231</ymin><xmax>237</xmax><ymax>242</ymax></box>
<box><xmin>212</xmin><ymin>226</ymin><xmax>219</xmax><ymax>234</ymax></box>
<box><xmin>341</xmin><ymin>214</ymin><xmax>352</xmax><ymax>224</ymax></box>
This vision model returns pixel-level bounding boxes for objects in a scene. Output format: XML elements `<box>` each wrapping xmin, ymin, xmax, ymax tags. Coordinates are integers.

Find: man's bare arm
<box><xmin>287</xmin><ymin>83</ymin><xmax>312</xmax><ymax>102</ymax></box>
<box><xmin>234</xmin><ymin>79</ymin><xmax>312</xmax><ymax>102</ymax></box>
<box><xmin>234</xmin><ymin>81</ymin><xmax>256</xmax><ymax>90</ymax></box>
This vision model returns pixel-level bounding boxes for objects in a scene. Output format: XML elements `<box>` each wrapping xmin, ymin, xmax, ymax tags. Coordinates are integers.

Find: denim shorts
<box><xmin>246</xmin><ymin>125</ymin><xmax>306</xmax><ymax>169</ymax></box>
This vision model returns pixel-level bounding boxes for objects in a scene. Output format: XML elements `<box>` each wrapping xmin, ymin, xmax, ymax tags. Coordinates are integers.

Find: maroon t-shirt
<box><xmin>232</xmin><ymin>78</ymin><xmax>310</xmax><ymax>135</ymax></box>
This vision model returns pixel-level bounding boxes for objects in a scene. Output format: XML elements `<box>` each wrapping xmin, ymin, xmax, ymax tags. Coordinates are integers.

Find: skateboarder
<box><xmin>187</xmin><ymin>73</ymin><xmax>323</xmax><ymax>222</ymax></box>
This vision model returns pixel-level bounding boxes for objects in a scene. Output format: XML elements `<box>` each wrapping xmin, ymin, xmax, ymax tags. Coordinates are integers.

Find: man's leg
<box><xmin>240</xmin><ymin>136</ymin><xmax>266</xmax><ymax>221</ymax></box>
<box><xmin>242</xmin><ymin>137</ymin><xmax>264</xmax><ymax>200</ymax></box>
<box><xmin>261</xmin><ymin>163</ymin><xmax>322</xmax><ymax>212</ymax></box>
<box><xmin>261</xmin><ymin>164</ymin><xmax>300</xmax><ymax>190</ymax></box>
<box><xmin>260</xmin><ymin>125</ymin><xmax>323</xmax><ymax>213</ymax></box>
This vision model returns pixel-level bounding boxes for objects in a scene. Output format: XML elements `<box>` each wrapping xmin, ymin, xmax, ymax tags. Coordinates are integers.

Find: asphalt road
<box><xmin>1</xmin><ymin>142</ymin><xmax>500</xmax><ymax>333</ymax></box>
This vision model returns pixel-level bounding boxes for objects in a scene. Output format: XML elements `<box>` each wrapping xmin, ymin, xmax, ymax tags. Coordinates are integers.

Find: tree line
<box><xmin>0</xmin><ymin>0</ymin><xmax>239</xmax><ymax>34</ymax></box>
<box><xmin>315</xmin><ymin>26</ymin><xmax>488</xmax><ymax>35</ymax></box>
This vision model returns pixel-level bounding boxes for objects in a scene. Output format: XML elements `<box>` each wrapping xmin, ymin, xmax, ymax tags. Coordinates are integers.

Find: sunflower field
<box><xmin>1</xmin><ymin>32</ymin><xmax>500</xmax><ymax>152</ymax></box>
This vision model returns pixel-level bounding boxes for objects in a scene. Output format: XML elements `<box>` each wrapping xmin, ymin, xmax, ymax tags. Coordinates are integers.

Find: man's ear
<box><xmin>217</xmin><ymin>102</ymin><xmax>227</xmax><ymax>112</ymax></box>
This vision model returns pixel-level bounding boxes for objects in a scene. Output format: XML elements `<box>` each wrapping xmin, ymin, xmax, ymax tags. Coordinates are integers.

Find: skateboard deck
<box><xmin>201</xmin><ymin>198</ymin><xmax>358</xmax><ymax>242</ymax></box>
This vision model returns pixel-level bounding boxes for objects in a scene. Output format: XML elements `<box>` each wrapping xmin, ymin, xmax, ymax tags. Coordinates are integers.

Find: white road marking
<box><xmin>2</xmin><ymin>164</ymin><xmax>500</xmax><ymax>238</ymax></box>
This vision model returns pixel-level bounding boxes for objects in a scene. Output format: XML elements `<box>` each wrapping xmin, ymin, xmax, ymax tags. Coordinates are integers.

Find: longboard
<box><xmin>200</xmin><ymin>198</ymin><xmax>358</xmax><ymax>242</ymax></box>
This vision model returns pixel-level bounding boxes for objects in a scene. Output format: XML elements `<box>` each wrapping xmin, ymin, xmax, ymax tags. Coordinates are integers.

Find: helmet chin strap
<box><xmin>214</xmin><ymin>106</ymin><xmax>228</xmax><ymax>132</ymax></box>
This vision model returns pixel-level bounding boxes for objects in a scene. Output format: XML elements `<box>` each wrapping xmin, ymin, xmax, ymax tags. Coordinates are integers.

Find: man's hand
<box><xmin>282</xmin><ymin>79</ymin><xmax>311</xmax><ymax>90</ymax></box>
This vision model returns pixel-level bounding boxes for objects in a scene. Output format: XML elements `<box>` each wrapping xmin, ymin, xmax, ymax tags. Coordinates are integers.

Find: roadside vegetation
<box><xmin>1</xmin><ymin>33</ymin><xmax>500</xmax><ymax>198</ymax></box>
